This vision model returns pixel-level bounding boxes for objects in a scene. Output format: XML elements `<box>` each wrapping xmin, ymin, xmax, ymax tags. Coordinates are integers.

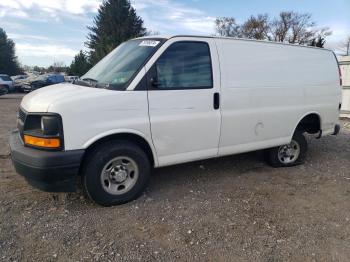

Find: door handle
<box><xmin>213</xmin><ymin>92</ymin><xmax>220</xmax><ymax>110</ymax></box>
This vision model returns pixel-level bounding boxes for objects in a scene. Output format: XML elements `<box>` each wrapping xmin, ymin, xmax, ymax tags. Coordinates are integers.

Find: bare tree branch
<box><xmin>214</xmin><ymin>11</ymin><xmax>332</xmax><ymax>48</ymax></box>
<box><xmin>339</xmin><ymin>36</ymin><xmax>350</xmax><ymax>55</ymax></box>
<box><xmin>241</xmin><ymin>14</ymin><xmax>270</xmax><ymax>40</ymax></box>
<box><xmin>215</xmin><ymin>17</ymin><xmax>241</xmax><ymax>37</ymax></box>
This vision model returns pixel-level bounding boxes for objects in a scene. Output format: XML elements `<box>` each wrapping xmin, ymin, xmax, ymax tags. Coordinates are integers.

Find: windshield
<box><xmin>81</xmin><ymin>39</ymin><xmax>164</xmax><ymax>90</ymax></box>
<box><xmin>0</xmin><ymin>75</ymin><xmax>11</xmax><ymax>81</ymax></box>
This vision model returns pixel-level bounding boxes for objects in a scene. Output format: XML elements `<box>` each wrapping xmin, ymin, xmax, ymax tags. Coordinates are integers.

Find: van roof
<box><xmin>137</xmin><ymin>34</ymin><xmax>333</xmax><ymax>53</ymax></box>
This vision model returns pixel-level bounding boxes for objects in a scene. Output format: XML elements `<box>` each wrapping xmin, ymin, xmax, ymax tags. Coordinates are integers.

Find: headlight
<box><xmin>22</xmin><ymin>114</ymin><xmax>63</xmax><ymax>150</ymax></box>
<box><xmin>41</xmin><ymin>116</ymin><xmax>60</xmax><ymax>135</ymax></box>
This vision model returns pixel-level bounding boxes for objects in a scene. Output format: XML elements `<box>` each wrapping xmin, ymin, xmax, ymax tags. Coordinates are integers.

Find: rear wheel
<box><xmin>82</xmin><ymin>140</ymin><xmax>151</xmax><ymax>206</ymax></box>
<box><xmin>265</xmin><ymin>132</ymin><xmax>307</xmax><ymax>167</ymax></box>
<box><xmin>0</xmin><ymin>85</ymin><xmax>9</xmax><ymax>95</ymax></box>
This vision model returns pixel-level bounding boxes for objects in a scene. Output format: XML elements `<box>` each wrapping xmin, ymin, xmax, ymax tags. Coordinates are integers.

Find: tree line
<box><xmin>1</xmin><ymin>0</ymin><xmax>349</xmax><ymax>77</ymax></box>
<box><xmin>215</xmin><ymin>12</ymin><xmax>332</xmax><ymax>47</ymax></box>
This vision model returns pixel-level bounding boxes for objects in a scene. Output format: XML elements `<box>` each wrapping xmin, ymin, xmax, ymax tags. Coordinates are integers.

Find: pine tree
<box><xmin>86</xmin><ymin>0</ymin><xmax>146</xmax><ymax>65</ymax></box>
<box><xmin>0</xmin><ymin>28</ymin><xmax>22</xmax><ymax>75</ymax></box>
<box><xmin>68</xmin><ymin>51</ymin><xmax>91</xmax><ymax>76</ymax></box>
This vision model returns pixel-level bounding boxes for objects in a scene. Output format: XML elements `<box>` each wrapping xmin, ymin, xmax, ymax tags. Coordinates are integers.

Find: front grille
<box><xmin>18</xmin><ymin>108</ymin><xmax>26</xmax><ymax>123</ymax></box>
<box><xmin>17</xmin><ymin>108</ymin><xmax>26</xmax><ymax>137</ymax></box>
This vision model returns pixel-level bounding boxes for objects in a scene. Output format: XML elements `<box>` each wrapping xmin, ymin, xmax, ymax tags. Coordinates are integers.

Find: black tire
<box><xmin>265</xmin><ymin>132</ymin><xmax>307</xmax><ymax>167</ymax></box>
<box><xmin>0</xmin><ymin>85</ymin><xmax>9</xmax><ymax>95</ymax></box>
<box><xmin>82</xmin><ymin>140</ymin><xmax>151</xmax><ymax>206</ymax></box>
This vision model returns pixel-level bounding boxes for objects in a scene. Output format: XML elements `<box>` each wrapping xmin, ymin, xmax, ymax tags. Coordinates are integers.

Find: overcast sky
<box><xmin>0</xmin><ymin>0</ymin><xmax>349</xmax><ymax>67</ymax></box>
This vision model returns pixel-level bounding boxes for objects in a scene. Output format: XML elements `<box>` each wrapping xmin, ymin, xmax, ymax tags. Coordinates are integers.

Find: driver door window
<box><xmin>154</xmin><ymin>42</ymin><xmax>213</xmax><ymax>90</ymax></box>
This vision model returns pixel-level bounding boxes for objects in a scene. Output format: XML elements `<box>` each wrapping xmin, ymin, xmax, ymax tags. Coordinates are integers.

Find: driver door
<box><xmin>146</xmin><ymin>39</ymin><xmax>222</xmax><ymax>166</ymax></box>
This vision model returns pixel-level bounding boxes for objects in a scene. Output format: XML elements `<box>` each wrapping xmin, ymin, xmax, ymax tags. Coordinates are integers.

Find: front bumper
<box><xmin>9</xmin><ymin>130</ymin><xmax>85</xmax><ymax>192</ymax></box>
<box><xmin>22</xmin><ymin>85</ymin><xmax>32</xmax><ymax>92</ymax></box>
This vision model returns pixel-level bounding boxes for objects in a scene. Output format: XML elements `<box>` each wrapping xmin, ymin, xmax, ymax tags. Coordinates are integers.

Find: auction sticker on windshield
<box><xmin>139</xmin><ymin>40</ymin><xmax>160</xmax><ymax>47</ymax></box>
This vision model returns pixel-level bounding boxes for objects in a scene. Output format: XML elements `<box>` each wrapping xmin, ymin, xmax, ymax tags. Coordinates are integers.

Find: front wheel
<box><xmin>82</xmin><ymin>140</ymin><xmax>151</xmax><ymax>206</ymax></box>
<box><xmin>265</xmin><ymin>132</ymin><xmax>307</xmax><ymax>167</ymax></box>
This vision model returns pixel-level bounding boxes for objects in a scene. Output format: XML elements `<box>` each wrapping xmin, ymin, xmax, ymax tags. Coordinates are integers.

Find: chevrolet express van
<box><xmin>10</xmin><ymin>36</ymin><xmax>342</xmax><ymax>206</ymax></box>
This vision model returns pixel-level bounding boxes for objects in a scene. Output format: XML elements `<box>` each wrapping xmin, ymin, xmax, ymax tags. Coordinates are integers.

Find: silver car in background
<box><xmin>0</xmin><ymin>74</ymin><xmax>14</xmax><ymax>95</ymax></box>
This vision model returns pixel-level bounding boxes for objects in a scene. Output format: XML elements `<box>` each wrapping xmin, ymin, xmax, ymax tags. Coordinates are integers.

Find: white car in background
<box><xmin>11</xmin><ymin>75</ymin><xmax>28</xmax><ymax>81</ymax></box>
<box><xmin>65</xmin><ymin>76</ymin><xmax>79</xmax><ymax>83</ymax></box>
<box><xmin>12</xmin><ymin>75</ymin><xmax>28</xmax><ymax>92</ymax></box>
<box><xmin>0</xmin><ymin>74</ymin><xmax>14</xmax><ymax>95</ymax></box>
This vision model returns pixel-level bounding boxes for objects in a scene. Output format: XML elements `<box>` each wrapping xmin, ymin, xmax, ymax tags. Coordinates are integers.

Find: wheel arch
<box><xmin>82</xmin><ymin>129</ymin><xmax>158</xmax><ymax>168</ymax></box>
<box><xmin>292</xmin><ymin>112</ymin><xmax>322</xmax><ymax>137</ymax></box>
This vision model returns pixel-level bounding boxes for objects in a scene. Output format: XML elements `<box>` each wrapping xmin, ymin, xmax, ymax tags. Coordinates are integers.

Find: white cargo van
<box><xmin>10</xmin><ymin>35</ymin><xmax>342</xmax><ymax>206</ymax></box>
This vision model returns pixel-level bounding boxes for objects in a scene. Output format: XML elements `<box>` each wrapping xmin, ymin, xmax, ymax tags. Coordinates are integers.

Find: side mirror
<box><xmin>150</xmin><ymin>77</ymin><xmax>159</xmax><ymax>88</ymax></box>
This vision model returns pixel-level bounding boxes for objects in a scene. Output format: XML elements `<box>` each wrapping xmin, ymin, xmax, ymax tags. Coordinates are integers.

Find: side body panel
<box><xmin>216</xmin><ymin>39</ymin><xmax>341</xmax><ymax>156</ymax></box>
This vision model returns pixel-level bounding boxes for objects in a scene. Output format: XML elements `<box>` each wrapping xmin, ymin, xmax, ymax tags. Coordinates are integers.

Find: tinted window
<box><xmin>156</xmin><ymin>42</ymin><xmax>213</xmax><ymax>90</ymax></box>
<box><xmin>0</xmin><ymin>75</ymin><xmax>12</xmax><ymax>81</ymax></box>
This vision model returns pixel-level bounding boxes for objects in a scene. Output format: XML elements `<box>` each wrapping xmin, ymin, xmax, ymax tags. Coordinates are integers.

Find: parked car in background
<box><xmin>11</xmin><ymin>75</ymin><xmax>28</xmax><ymax>81</ymax></box>
<box><xmin>22</xmin><ymin>73</ymin><xmax>65</xmax><ymax>92</ymax></box>
<box><xmin>65</xmin><ymin>76</ymin><xmax>79</xmax><ymax>83</ymax></box>
<box><xmin>0</xmin><ymin>74</ymin><xmax>14</xmax><ymax>94</ymax></box>
<box><xmin>12</xmin><ymin>75</ymin><xmax>28</xmax><ymax>92</ymax></box>
<box><xmin>15</xmin><ymin>75</ymin><xmax>37</xmax><ymax>93</ymax></box>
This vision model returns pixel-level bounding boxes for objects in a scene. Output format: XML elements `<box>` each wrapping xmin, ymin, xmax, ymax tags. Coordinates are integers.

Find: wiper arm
<box><xmin>95</xmin><ymin>82</ymin><xmax>110</xmax><ymax>89</ymax></box>
<box><xmin>82</xmin><ymin>78</ymin><xmax>98</xmax><ymax>83</ymax></box>
<box><xmin>73</xmin><ymin>80</ymin><xmax>93</xmax><ymax>87</ymax></box>
<box><xmin>73</xmin><ymin>78</ymin><xmax>98</xmax><ymax>87</ymax></box>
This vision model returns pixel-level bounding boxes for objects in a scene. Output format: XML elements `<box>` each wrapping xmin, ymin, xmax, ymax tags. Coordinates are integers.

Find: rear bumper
<box><xmin>9</xmin><ymin>130</ymin><xmax>85</xmax><ymax>192</ymax></box>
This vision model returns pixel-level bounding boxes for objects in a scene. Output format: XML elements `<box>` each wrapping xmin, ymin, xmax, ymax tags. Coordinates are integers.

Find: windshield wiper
<box><xmin>73</xmin><ymin>78</ymin><xmax>99</xmax><ymax>87</ymax></box>
<box><xmin>74</xmin><ymin>78</ymin><xmax>125</xmax><ymax>90</ymax></box>
<box><xmin>82</xmin><ymin>78</ymin><xmax>98</xmax><ymax>83</ymax></box>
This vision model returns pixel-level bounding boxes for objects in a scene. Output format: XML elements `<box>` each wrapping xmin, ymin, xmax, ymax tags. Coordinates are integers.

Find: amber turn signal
<box><xmin>24</xmin><ymin>135</ymin><xmax>60</xmax><ymax>148</ymax></box>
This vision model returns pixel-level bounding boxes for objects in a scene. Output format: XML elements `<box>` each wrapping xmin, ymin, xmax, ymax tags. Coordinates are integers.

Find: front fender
<box><xmin>82</xmin><ymin>129</ymin><xmax>159</xmax><ymax>167</ymax></box>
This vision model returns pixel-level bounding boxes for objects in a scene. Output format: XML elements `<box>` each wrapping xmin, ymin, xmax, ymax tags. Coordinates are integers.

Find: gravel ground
<box><xmin>1</xmin><ymin>93</ymin><xmax>350</xmax><ymax>262</ymax></box>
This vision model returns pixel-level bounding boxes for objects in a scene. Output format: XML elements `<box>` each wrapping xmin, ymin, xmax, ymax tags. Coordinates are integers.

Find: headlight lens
<box><xmin>41</xmin><ymin>116</ymin><xmax>60</xmax><ymax>136</ymax></box>
<box><xmin>22</xmin><ymin>114</ymin><xmax>63</xmax><ymax>150</ymax></box>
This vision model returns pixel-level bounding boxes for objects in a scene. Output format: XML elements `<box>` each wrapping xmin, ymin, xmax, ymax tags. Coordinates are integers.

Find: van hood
<box><xmin>21</xmin><ymin>83</ymin><xmax>113</xmax><ymax>112</ymax></box>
